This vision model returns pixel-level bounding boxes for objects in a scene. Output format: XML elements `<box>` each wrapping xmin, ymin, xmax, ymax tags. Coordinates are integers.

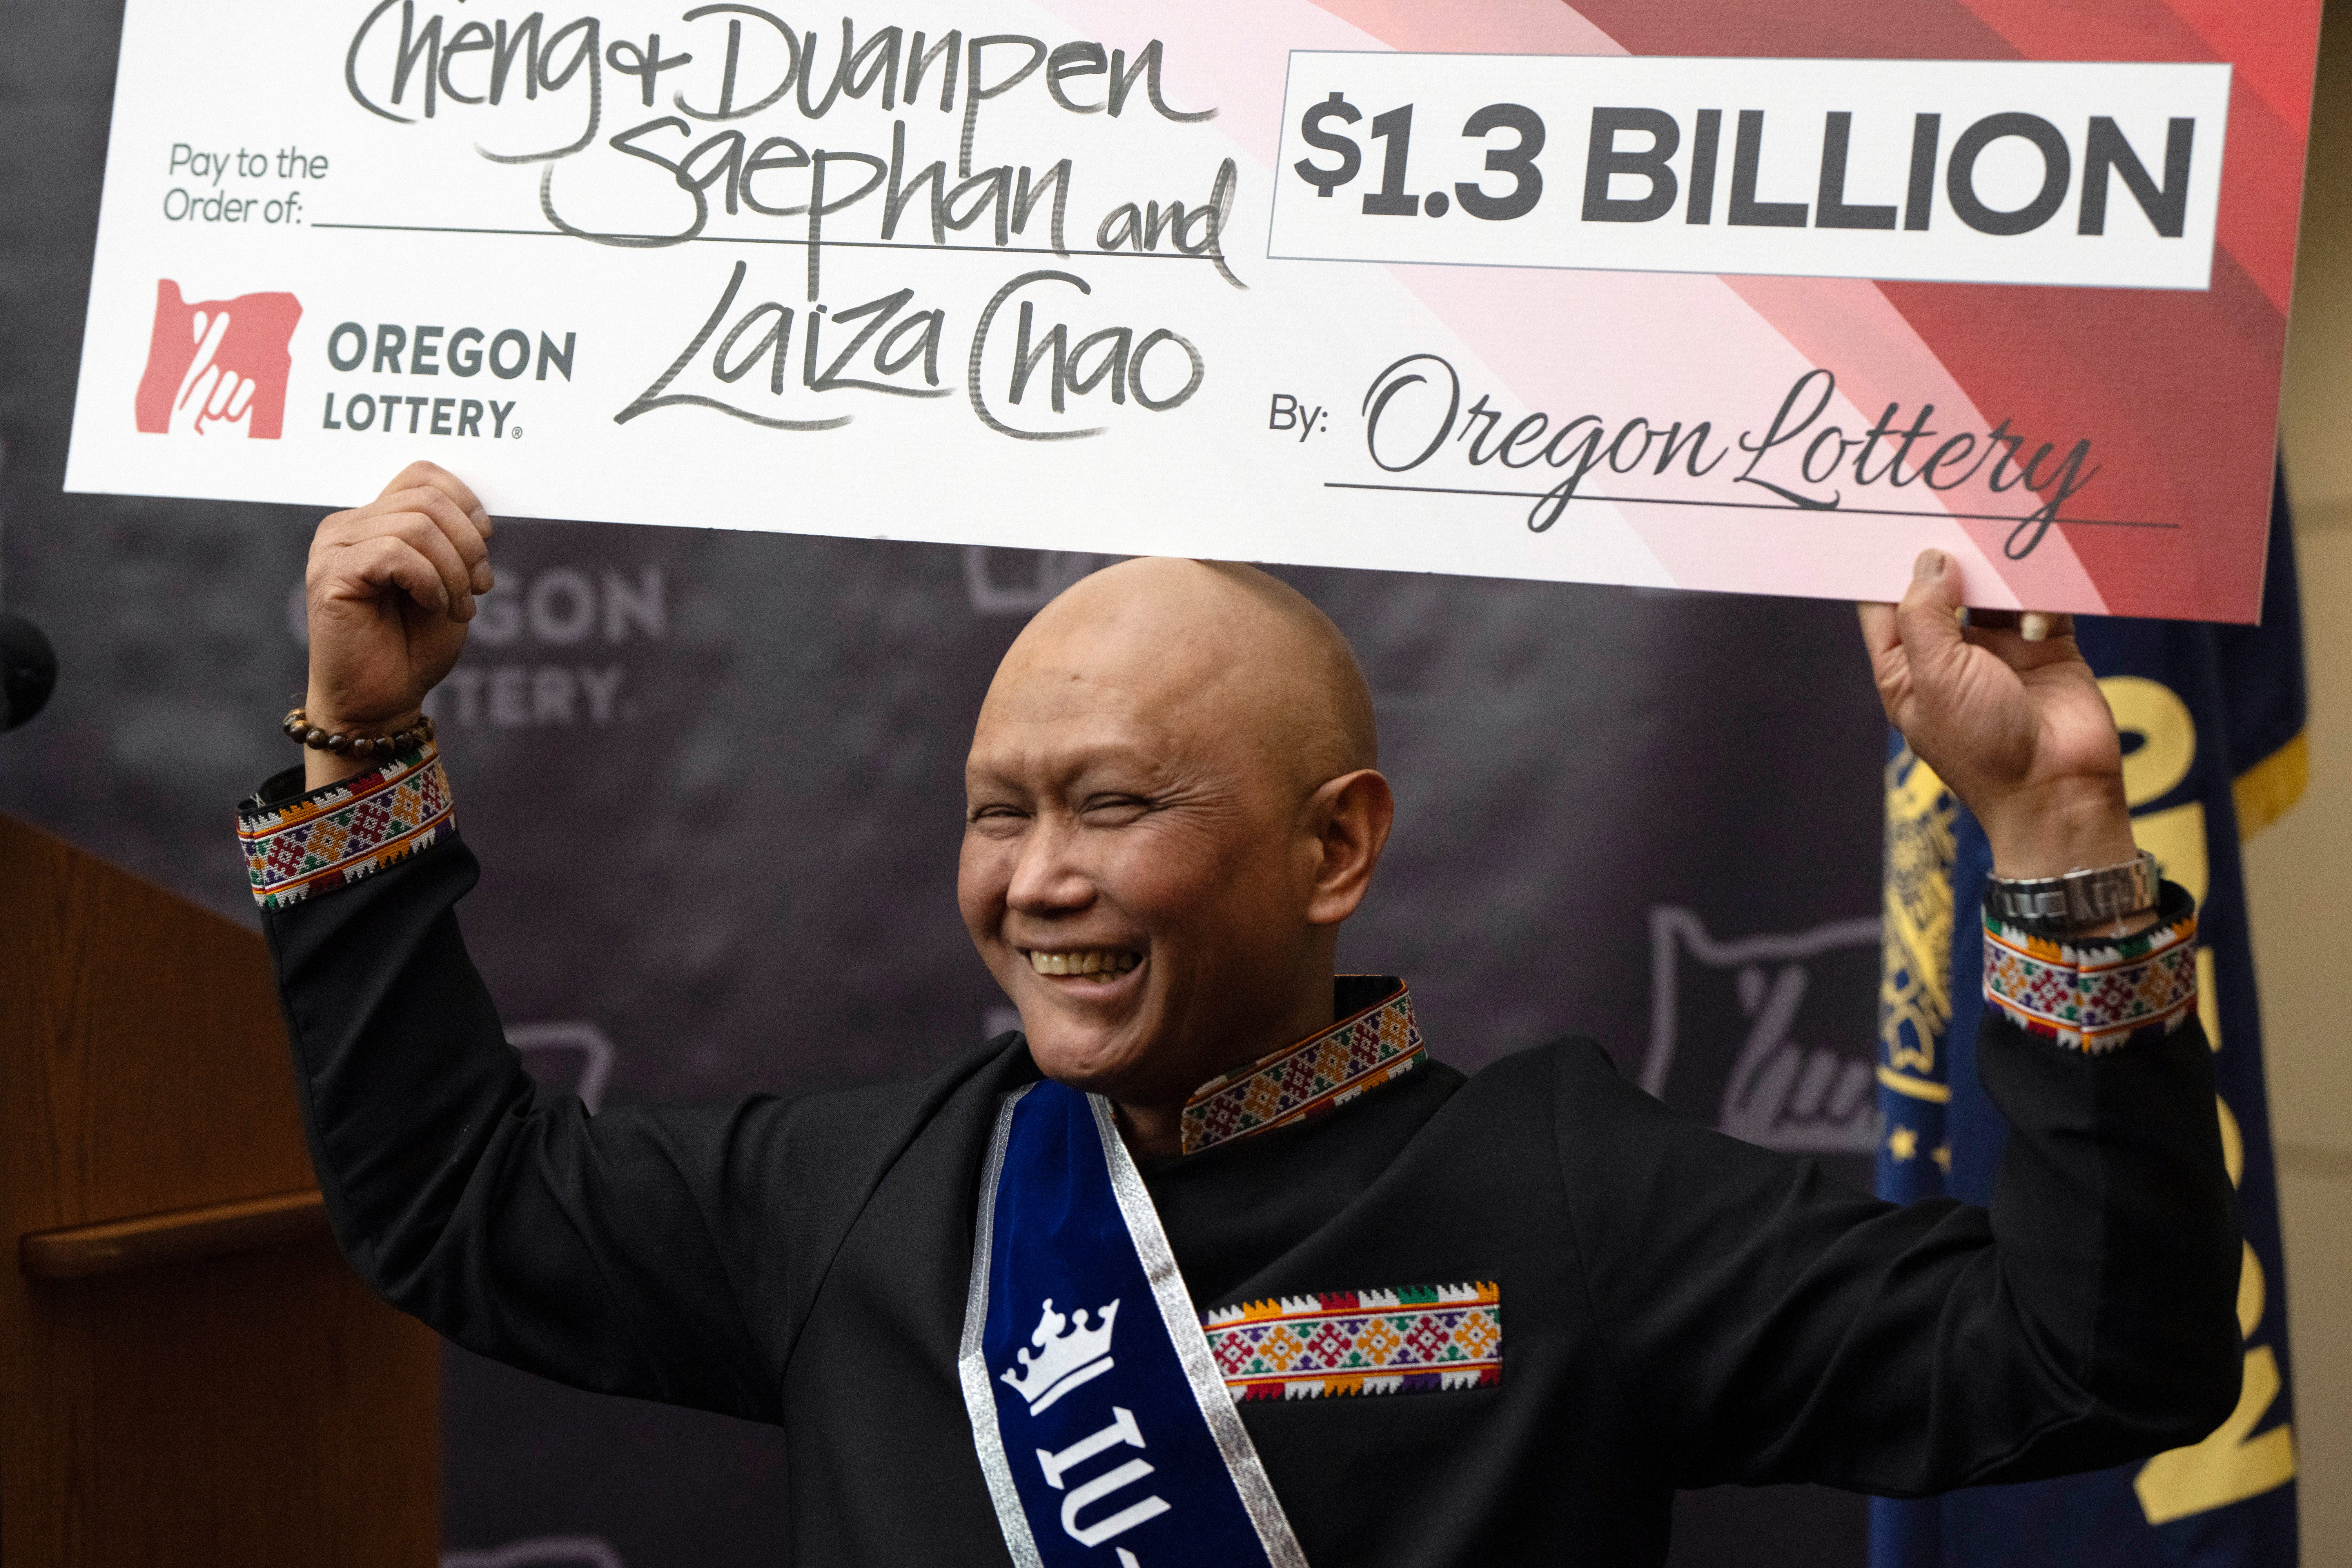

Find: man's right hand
<box><xmin>302</xmin><ymin>461</ymin><xmax>493</xmax><ymax>789</ymax></box>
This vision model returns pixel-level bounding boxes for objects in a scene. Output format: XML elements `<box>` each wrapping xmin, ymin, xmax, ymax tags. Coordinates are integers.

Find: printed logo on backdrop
<box><xmin>289</xmin><ymin>563</ymin><xmax>666</xmax><ymax>731</ymax></box>
<box><xmin>964</xmin><ymin>548</ymin><xmax>1118</xmax><ymax>615</ymax></box>
<box><xmin>134</xmin><ymin>280</ymin><xmax>299</xmax><ymax>438</ymax></box>
<box><xmin>507</xmin><ymin>1022</ymin><xmax>615</xmax><ymax>1112</ymax></box>
<box><xmin>443</xmin><ymin>1537</ymin><xmax>624</xmax><ymax>1568</ymax></box>
<box><xmin>1642</xmin><ymin>908</ymin><xmax>1883</xmax><ymax>1154</ymax></box>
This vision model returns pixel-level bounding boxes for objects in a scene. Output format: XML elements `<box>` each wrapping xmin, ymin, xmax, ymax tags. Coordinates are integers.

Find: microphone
<box><xmin>0</xmin><ymin>611</ymin><xmax>57</xmax><ymax>733</ymax></box>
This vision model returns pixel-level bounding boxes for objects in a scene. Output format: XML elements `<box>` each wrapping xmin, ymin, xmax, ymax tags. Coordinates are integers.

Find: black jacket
<box><xmin>262</xmin><ymin>826</ymin><xmax>2241</xmax><ymax>1567</ymax></box>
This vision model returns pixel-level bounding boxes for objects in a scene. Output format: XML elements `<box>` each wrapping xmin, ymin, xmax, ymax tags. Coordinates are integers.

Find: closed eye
<box><xmin>1080</xmin><ymin>795</ymin><xmax>1154</xmax><ymax>826</ymax></box>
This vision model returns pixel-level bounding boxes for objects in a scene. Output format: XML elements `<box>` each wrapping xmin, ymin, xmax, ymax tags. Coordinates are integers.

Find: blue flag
<box><xmin>1873</xmin><ymin>468</ymin><xmax>2306</xmax><ymax>1568</ymax></box>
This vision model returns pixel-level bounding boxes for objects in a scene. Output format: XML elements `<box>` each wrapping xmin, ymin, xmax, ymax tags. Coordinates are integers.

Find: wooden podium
<box><xmin>1</xmin><ymin>813</ymin><xmax>437</xmax><ymax>1565</ymax></box>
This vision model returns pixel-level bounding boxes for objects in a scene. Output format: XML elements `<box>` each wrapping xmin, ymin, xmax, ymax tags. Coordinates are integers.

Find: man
<box><xmin>240</xmin><ymin>462</ymin><xmax>2238</xmax><ymax>1566</ymax></box>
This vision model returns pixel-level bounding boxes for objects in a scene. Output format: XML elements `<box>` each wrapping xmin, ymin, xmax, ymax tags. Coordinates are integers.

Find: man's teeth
<box><xmin>1027</xmin><ymin>949</ymin><xmax>1140</xmax><ymax>978</ymax></box>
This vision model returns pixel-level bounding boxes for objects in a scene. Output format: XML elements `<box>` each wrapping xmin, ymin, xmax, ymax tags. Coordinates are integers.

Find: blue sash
<box><xmin>958</xmin><ymin>1081</ymin><xmax>1307</xmax><ymax>1568</ymax></box>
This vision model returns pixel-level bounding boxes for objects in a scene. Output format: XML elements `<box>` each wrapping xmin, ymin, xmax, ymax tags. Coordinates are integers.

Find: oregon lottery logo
<box><xmin>134</xmin><ymin>279</ymin><xmax>300</xmax><ymax>439</ymax></box>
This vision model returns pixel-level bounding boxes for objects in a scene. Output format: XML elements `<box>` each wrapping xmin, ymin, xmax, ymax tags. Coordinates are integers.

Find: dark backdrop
<box><xmin>2</xmin><ymin>5</ymin><xmax>1891</xmax><ymax>1563</ymax></box>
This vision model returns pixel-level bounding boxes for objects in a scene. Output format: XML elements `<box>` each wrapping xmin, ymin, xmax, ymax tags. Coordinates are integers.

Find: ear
<box><xmin>1303</xmin><ymin>769</ymin><xmax>1394</xmax><ymax>926</ymax></box>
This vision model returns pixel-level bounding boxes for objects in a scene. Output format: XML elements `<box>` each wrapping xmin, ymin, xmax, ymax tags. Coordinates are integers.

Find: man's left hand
<box><xmin>1860</xmin><ymin>549</ymin><xmax>2141</xmax><ymax>886</ymax></box>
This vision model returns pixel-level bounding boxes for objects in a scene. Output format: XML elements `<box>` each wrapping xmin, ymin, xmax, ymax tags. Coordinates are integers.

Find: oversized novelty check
<box><xmin>65</xmin><ymin>0</ymin><xmax>2321</xmax><ymax>621</ymax></box>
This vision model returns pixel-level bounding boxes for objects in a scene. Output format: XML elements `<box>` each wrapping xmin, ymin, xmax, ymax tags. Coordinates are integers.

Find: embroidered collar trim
<box><xmin>1178</xmin><ymin>977</ymin><xmax>1424</xmax><ymax>1157</ymax></box>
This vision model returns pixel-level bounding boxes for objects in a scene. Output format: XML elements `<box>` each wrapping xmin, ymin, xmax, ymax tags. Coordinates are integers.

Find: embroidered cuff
<box><xmin>1201</xmin><ymin>1283</ymin><xmax>1501</xmax><ymax>1403</ymax></box>
<box><xmin>1982</xmin><ymin>882</ymin><xmax>2198</xmax><ymax>1053</ymax></box>
<box><xmin>236</xmin><ymin>742</ymin><xmax>455</xmax><ymax>910</ymax></box>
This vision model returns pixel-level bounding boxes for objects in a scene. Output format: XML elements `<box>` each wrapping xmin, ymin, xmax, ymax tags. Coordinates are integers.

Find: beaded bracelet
<box><xmin>281</xmin><ymin>706</ymin><xmax>436</xmax><ymax>760</ymax></box>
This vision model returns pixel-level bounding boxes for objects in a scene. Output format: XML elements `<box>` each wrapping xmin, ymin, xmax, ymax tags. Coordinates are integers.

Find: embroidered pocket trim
<box><xmin>1200</xmin><ymin>1283</ymin><xmax>1500</xmax><ymax>1403</ymax></box>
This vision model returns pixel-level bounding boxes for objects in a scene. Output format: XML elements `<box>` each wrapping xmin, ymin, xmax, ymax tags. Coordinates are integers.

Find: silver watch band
<box><xmin>1986</xmin><ymin>850</ymin><xmax>2162</xmax><ymax>935</ymax></box>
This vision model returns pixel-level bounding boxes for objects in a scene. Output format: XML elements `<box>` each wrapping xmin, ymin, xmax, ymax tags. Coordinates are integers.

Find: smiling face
<box><xmin>958</xmin><ymin>559</ymin><xmax>1388</xmax><ymax>1127</ymax></box>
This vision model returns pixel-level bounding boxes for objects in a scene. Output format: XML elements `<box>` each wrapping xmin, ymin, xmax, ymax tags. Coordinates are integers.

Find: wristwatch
<box><xmin>1986</xmin><ymin>850</ymin><xmax>2161</xmax><ymax>936</ymax></box>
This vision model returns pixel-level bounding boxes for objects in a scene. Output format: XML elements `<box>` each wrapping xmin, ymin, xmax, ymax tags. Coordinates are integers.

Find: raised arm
<box><xmin>242</xmin><ymin>464</ymin><xmax>905</xmax><ymax>1420</ymax></box>
<box><xmin>1566</xmin><ymin>553</ymin><xmax>2239</xmax><ymax>1492</ymax></box>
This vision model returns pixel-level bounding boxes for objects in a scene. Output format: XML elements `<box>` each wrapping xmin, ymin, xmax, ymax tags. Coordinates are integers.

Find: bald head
<box><xmin>987</xmin><ymin>557</ymin><xmax>1376</xmax><ymax>789</ymax></box>
<box><xmin>958</xmin><ymin>557</ymin><xmax>1396</xmax><ymax>1149</ymax></box>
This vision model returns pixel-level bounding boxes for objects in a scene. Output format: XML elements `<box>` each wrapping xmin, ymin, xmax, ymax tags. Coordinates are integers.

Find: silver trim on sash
<box><xmin>957</xmin><ymin>1084</ymin><xmax>1045</xmax><ymax>1568</ymax></box>
<box><xmin>1087</xmin><ymin>1093</ymin><xmax>1312</xmax><ymax>1568</ymax></box>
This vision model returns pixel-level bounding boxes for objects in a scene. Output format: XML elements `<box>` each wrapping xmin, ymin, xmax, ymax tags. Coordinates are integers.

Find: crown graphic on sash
<box><xmin>1001</xmin><ymin>1297</ymin><xmax>1121</xmax><ymax>1414</ymax></box>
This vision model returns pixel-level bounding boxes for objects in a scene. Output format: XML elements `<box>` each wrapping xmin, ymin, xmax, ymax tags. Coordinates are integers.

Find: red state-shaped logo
<box><xmin>134</xmin><ymin>279</ymin><xmax>301</xmax><ymax>439</ymax></box>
